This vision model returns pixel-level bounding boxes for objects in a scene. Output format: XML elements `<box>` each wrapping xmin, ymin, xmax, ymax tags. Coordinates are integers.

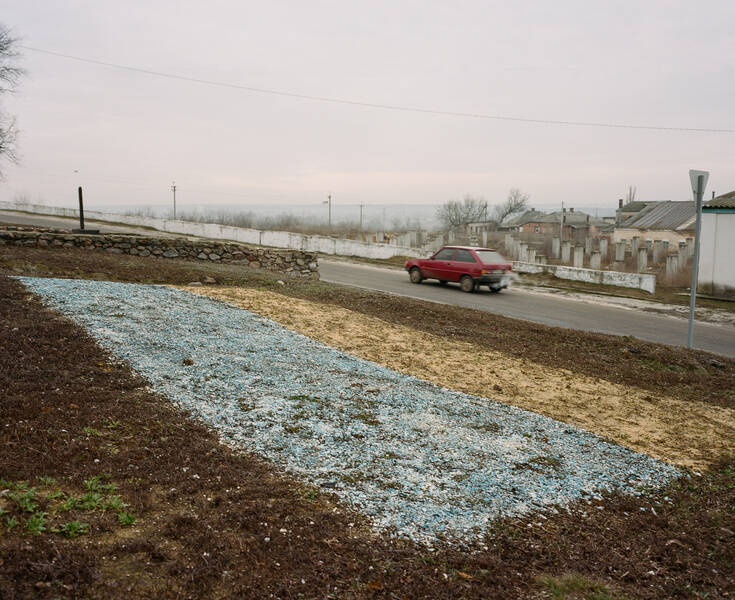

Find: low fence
<box><xmin>0</xmin><ymin>228</ymin><xmax>319</xmax><ymax>280</ymax></box>
<box><xmin>512</xmin><ymin>261</ymin><xmax>656</xmax><ymax>294</ymax></box>
<box><xmin>0</xmin><ymin>201</ymin><xmax>427</xmax><ymax>260</ymax></box>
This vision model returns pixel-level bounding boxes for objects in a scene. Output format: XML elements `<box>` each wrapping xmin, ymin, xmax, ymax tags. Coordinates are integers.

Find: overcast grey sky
<box><xmin>1</xmin><ymin>0</ymin><xmax>734</xmax><ymax>212</ymax></box>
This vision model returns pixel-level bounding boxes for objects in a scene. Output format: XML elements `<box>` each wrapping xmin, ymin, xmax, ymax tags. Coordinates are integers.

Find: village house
<box><xmin>517</xmin><ymin>208</ymin><xmax>611</xmax><ymax>242</ymax></box>
<box><xmin>613</xmin><ymin>201</ymin><xmax>695</xmax><ymax>246</ymax></box>
<box><xmin>699</xmin><ymin>191</ymin><xmax>735</xmax><ymax>298</ymax></box>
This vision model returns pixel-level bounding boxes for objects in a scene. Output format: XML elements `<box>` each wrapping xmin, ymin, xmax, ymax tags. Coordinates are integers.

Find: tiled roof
<box><xmin>621</xmin><ymin>201</ymin><xmax>695</xmax><ymax>231</ymax></box>
<box><xmin>704</xmin><ymin>190</ymin><xmax>735</xmax><ymax>209</ymax></box>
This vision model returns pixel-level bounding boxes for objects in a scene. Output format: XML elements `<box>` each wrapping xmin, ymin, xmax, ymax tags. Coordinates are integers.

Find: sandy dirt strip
<box><xmin>182</xmin><ymin>285</ymin><xmax>735</xmax><ymax>471</ymax></box>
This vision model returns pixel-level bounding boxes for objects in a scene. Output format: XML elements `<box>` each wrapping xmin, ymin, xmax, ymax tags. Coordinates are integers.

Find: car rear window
<box><xmin>454</xmin><ymin>249</ymin><xmax>476</xmax><ymax>263</ymax></box>
<box><xmin>433</xmin><ymin>248</ymin><xmax>456</xmax><ymax>260</ymax></box>
<box><xmin>475</xmin><ymin>250</ymin><xmax>506</xmax><ymax>264</ymax></box>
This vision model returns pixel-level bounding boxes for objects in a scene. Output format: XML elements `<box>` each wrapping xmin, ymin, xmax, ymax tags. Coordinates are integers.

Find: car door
<box><xmin>423</xmin><ymin>248</ymin><xmax>456</xmax><ymax>279</ymax></box>
<box><xmin>446</xmin><ymin>249</ymin><xmax>478</xmax><ymax>282</ymax></box>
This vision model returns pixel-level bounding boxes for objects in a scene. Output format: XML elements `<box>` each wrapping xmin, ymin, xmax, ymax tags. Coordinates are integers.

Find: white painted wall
<box><xmin>699</xmin><ymin>211</ymin><xmax>735</xmax><ymax>297</ymax></box>
<box><xmin>613</xmin><ymin>228</ymin><xmax>691</xmax><ymax>246</ymax></box>
<box><xmin>0</xmin><ymin>201</ymin><xmax>428</xmax><ymax>260</ymax></box>
<box><xmin>512</xmin><ymin>261</ymin><xmax>656</xmax><ymax>294</ymax></box>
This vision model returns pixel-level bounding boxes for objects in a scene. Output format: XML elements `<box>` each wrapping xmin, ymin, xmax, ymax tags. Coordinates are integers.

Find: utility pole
<box><xmin>171</xmin><ymin>181</ymin><xmax>177</xmax><ymax>219</ymax></box>
<box><xmin>359</xmin><ymin>203</ymin><xmax>365</xmax><ymax>230</ymax></box>
<box><xmin>559</xmin><ymin>200</ymin><xmax>564</xmax><ymax>242</ymax></box>
<box><xmin>687</xmin><ymin>170</ymin><xmax>709</xmax><ymax>349</ymax></box>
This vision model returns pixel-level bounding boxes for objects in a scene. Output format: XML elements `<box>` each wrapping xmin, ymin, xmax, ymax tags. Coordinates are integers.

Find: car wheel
<box><xmin>409</xmin><ymin>267</ymin><xmax>423</xmax><ymax>284</ymax></box>
<box><xmin>460</xmin><ymin>275</ymin><xmax>475</xmax><ymax>293</ymax></box>
<box><xmin>438</xmin><ymin>280</ymin><xmax>447</xmax><ymax>286</ymax></box>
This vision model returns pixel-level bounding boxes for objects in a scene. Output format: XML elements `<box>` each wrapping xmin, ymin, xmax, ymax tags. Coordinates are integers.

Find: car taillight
<box><xmin>481</xmin><ymin>269</ymin><xmax>489</xmax><ymax>274</ymax></box>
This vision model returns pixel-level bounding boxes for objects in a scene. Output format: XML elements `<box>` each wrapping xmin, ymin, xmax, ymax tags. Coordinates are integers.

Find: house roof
<box><xmin>620</xmin><ymin>201</ymin><xmax>648</xmax><ymax>213</ymax></box>
<box><xmin>704</xmin><ymin>190</ymin><xmax>735</xmax><ymax>209</ymax></box>
<box><xmin>501</xmin><ymin>209</ymin><xmax>546</xmax><ymax>228</ymax></box>
<box><xmin>525</xmin><ymin>211</ymin><xmax>610</xmax><ymax>228</ymax></box>
<box><xmin>621</xmin><ymin>201</ymin><xmax>695</xmax><ymax>231</ymax></box>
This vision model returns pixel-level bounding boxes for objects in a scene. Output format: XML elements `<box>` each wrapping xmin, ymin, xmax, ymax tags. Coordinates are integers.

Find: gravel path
<box><xmin>20</xmin><ymin>277</ymin><xmax>680</xmax><ymax>543</ymax></box>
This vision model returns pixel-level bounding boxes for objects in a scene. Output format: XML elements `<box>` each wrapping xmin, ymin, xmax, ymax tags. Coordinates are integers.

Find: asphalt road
<box><xmin>320</xmin><ymin>260</ymin><xmax>735</xmax><ymax>358</ymax></box>
<box><xmin>3</xmin><ymin>209</ymin><xmax>733</xmax><ymax>357</ymax></box>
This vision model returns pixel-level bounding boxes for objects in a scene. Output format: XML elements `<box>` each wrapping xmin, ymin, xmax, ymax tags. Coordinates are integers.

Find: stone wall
<box><xmin>0</xmin><ymin>227</ymin><xmax>319</xmax><ymax>279</ymax></box>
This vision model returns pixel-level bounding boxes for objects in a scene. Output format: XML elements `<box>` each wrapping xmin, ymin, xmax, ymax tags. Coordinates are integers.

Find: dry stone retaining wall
<box><xmin>0</xmin><ymin>227</ymin><xmax>319</xmax><ymax>279</ymax></box>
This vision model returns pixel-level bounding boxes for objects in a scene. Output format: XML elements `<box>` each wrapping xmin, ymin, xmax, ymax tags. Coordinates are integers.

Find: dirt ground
<box><xmin>2</xmin><ymin>246</ymin><xmax>733</xmax><ymax>412</ymax></box>
<box><xmin>2</xmin><ymin>245</ymin><xmax>735</xmax><ymax>598</ymax></box>
<box><xmin>183</xmin><ymin>285</ymin><xmax>735</xmax><ymax>471</ymax></box>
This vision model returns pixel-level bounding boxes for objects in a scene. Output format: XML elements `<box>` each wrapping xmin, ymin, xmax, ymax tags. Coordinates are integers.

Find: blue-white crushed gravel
<box><xmin>19</xmin><ymin>277</ymin><xmax>681</xmax><ymax>543</ymax></box>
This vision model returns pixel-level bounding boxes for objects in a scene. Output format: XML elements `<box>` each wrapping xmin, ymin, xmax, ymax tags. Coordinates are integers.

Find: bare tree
<box><xmin>0</xmin><ymin>24</ymin><xmax>24</xmax><ymax>177</ymax></box>
<box><xmin>492</xmin><ymin>188</ymin><xmax>529</xmax><ymax>224</ymax></box>
<box><xmin>625</xmin><ymin>185</ymin><xmax>637</xmax><ymax>205</ymax></box>
<box><xmin>436</xmin><ymin>195</ymin><xmax>488</xmax><ymax>229</ymax></box>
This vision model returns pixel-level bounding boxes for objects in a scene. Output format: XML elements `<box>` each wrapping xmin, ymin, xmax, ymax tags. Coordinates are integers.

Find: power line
<box><xmin>21</xmin><ymin>45</ymin><xmax>735</xmax><ymax>134</ymax></box>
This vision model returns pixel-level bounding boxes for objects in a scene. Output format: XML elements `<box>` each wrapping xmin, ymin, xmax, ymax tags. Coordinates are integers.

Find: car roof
<box><xmin>440</xmin><ymin>246</ymin><xmax>498</xmax><ymax>252</ymax></box>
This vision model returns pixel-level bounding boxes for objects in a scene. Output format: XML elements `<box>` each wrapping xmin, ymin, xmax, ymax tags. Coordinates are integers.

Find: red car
<box><xmin>404</xmin><ymin>246</ymin><xmax>512</xmax><ymax>293</ymax></box>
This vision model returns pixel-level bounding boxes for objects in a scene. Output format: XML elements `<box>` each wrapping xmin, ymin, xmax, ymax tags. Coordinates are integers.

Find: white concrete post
<box><xmin>573</xmin><ymin>245</ymin><xmax>584</xmax><ymax>268</ymax></box>
<box><xmin>590</xmin><ymin>250</ymin><xmax>601</xmax><ymax>270</ymax></box>
<box><xmin>663</xmin><ymin>240</ymin><xmax>669</xmax><ymax>255</ymax></box>
<box><xmin>552</xmin><ymin>237</ymin><xmax>560</xmax><ymax>259</ymax></box>
<box><xmin>537</xmin><ymin>254</ymin><xmax>547</xmax><ymax>265</ymax></box>
<box><xmin>482</xmin><ymin>231</ymin><xmax>488</xmax><ymax>247</ymax></box>
<box><xmin>637</xmin><ymin>247</ymin><xmax>648</xmax><ymax>272</ymax></box>
<box><xmin>678</xmin><ymin>241</ymin><xmax>687</xmax><ymax>269</ymax></box>
<box><xmin>653</xmin><ymin>239</ymin><xmax>664</xmax><ymax>263</ymax></box>
<box><xmin>561</xmin><ymin>241</ymin><xmax>571</xmax><ymax>263</ymax></box>
<box><xmin>519</xmin><ymin>243</ymin><xmax>528</xmax><ymax>262</ymax></box>
<box><xmin>686</xmin><ymin>237</ymin><xmax>694</xmax><ymax>257</ymax></box>
<box><xmin>599</xmin><ymin>237</ymin><xmax>608</xmax><ymax>258</ymax></box>
<box><xmin>527</xmin><ymin>248</ymin><xmax>536</xmax><ymax>263</ymax></box>
<box><xmin>631</xmin><ymin>236</ymin><xmax>640</xmax><ymax>255</ymax></box>
<box><xmin>584</xmin><ymin>237</ymin><xmax>592</xmax><ymax>255</ymax></box>
<box><xmin>615</xmin><ymin>241</ymin><xmax>626</xmax><ymax>262</ymax></box>
<box><xmin>666</xmin><ymin>254</ymin><xmax>679</xmax><ymax>281</ymax></box>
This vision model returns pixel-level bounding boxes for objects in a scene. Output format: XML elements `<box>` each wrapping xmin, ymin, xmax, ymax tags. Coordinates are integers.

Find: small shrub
<box><xmin>117</xmin><ymin>511</ymin><xmax>136</xmax><ymax>526</ymax></box>
<box><xmin>10</xmin><ymin>489</ymin><xmax>38</xmax><ymax>513</ymax></box>
<box><xmin>57</xmin><ymin>497</ymin><xmax>80</xmax><ymax>512</ymax></box>
<box><xmin>25</xmin><ymin>512</ymin><xmax>48</xmax><ymax>536</ymax></box>
<box><xmin>78</xmin><ymin>492</ymin><xmax>103</xmax><ymax>510</ymax></box>
<box><xmin>58</xmin><ymin>520</ymin><xmax>89</xmax><ymax>538</ymax></box>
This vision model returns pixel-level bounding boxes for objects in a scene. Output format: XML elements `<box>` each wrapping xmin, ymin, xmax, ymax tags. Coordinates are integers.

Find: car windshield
<box><xmin>475</xmin><ymin>250</ymin><xmax>506</xmax><ymax>264</ymax></box>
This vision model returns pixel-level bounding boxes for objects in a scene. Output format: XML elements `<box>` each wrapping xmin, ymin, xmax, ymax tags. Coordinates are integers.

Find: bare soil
<box><xmin>1</xmin><ymin>246</ymin><xmax>735</xmax><ymax>598</ymax></box>
<box><xmin>2</xmin><ymin>246</ymin><xmax>733</xmax><ymax>414</ymax></box>
<box><xmin>184</xmin><ymin>286</ymin><xmax>735</xmax><ymax>471</ymax></box>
